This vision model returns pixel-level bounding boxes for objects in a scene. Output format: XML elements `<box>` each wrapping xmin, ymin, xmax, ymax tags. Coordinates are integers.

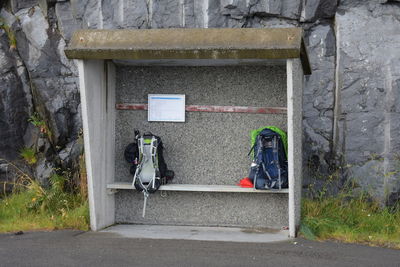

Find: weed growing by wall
<box><xmin>301</xmin><ymin>188</ymin><xmax>400</xmax><ymax>249</ymax></box>
<box><xmin>19</xmin><ymin>147</ymin><xmax>37</xmax><ymax>165</ymax></box>
<box><xmin>0</xmin><ymin>159</ymin><xmax>89</xmax><ymax>232</ymax></box>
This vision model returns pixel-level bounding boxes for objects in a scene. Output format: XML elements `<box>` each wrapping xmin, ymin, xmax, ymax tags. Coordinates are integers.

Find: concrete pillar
<box><xmin>77</xmin><ymin>60</ymin><xmax>116</xmax><ymax>230</ymax></box>
<box><xmin>287</xmin><ymin>59</ymin><xmax>304</xmax><ymax>237</ymax></box>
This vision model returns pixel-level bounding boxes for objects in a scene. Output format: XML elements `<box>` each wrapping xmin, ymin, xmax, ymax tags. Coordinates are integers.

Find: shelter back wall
<box><xmin>115</xmin><ymin>65</ymin><xmax>287</xmax><ymax>185</ymax></box>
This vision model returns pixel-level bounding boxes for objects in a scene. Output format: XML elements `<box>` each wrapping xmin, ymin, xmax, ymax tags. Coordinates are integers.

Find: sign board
<box><xmin>148</xmin><ymin>94</ymin><xmax>186</xmax><ymax>122</ymax></box>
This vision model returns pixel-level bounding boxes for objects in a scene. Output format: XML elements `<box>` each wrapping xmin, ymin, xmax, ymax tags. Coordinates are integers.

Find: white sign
<box><xmin>148</xmin><ymin>94</ymin><xmax>186</xmax><ymax>122</ymax></box>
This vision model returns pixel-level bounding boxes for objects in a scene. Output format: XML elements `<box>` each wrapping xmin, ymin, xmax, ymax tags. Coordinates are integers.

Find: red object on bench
<box><xmin>237</xmin><ymin>177</ymin><xmax>253</xmax><ymax>188</ymax></box>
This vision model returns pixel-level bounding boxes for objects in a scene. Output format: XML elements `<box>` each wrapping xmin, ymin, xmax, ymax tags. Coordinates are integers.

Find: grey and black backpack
<box><xmin>124</xmin><ymin>130</ymin><xmax>174</xmax><ymax>216</ymax></box>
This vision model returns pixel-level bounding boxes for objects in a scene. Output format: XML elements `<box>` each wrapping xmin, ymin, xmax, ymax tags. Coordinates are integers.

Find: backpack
<box><xmin>124</xmin><ymin>130</ymin><xmax>174</xmax><ymax>216</ymax></box>
<box><xmin>248</xmin><ymin>127</ymin><xmax>288</xmax><ymax>190</ymax></box>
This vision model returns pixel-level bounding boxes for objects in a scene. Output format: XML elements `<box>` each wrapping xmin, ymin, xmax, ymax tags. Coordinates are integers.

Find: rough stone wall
<box><xmin>0</xmin><ymin>27</ymin><xmax>30</xmax><ymax>160</ymax></box>
<box><xmin>0</xmin><ymin>0</ymin><xmax>399</xmax><ymax>204</ymax></box>
<box><xmin>335</xmin><ymin>0</ymin><xmax>400</xmax><ymax>204</ymax></box>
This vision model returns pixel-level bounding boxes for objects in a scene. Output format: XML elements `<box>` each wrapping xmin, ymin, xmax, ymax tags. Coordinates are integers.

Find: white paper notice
<box><xmin>148</xmin><ymin>94</ymin><xmax>186</xmax><ymax>122</ymax></box>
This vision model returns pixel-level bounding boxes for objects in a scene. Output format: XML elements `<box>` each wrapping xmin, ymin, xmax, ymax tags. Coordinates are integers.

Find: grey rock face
<box><xmin>70</xmin><ymin>0</ymin><xmax>102</xmax><ymax>29</ymax></box>
<box><xmin>55</xmin><ymin>1</ymin><xmax>80</xmax><ymax>41</ymax></box>
<box><xmin>348</xmin><ymin>160</ymin><xmax>385</xmax><ymax>198</ymax></box>
<box><xmin>35</xmin><ymin>157</ymin><xmax>54</xmax><ymax>185</ymax></box>
<box><xmin>208</xmin><ymin>0</ymin><xmax>226</xmax><ymax>27</ymax></box>
<box><xmin>281</xmin><ymin>0</ymin><xmax>302</xmax><ymax>19</ymax></box>
<box><xmin>301</xmin><ymin>0</ymin><xmax>338</xmax><ymax>22</ymax></box>
<box><xmin>182</xmin><ymin>0</ymin><xmax>206</xmax><ymax>28</ymax></box>
<box><xmin>335</xmin><ymin>3</ymin><xmax>400</xmax><ymax>201</ymax></box>
<box><xmin>251</xmin><ymin>0</ymin><xmax>282</xmax><ymax>16</ymax></box>
<box><xmin>10</xmin><ymin>0</ymin><xmax>39</xmax><ymax>13</ymax></box>
<box><xmin>102</xmin><ymin>0</ymin><xmax>149</xmax><ymax>29</ymax></box>
<box><xmin>221</xmin><ymin>0</ymin><xmax>302</xmax><ymax>20</ymax></box>
<box><xmin>14</xmin><ymin>6</ymin><xmax>81</xmax><ymax>147</ymax></box>
<box><xmin>220</xmin><ymin>0</ymin><xmax>248</xmax><ymax>20</ymax></box>
<box><xmin>58</xmin><ymin>138</ymin><xmax>83</xmax><ymax>169</ymax></box>
<box><xmin>0</xmin><ymin>30</ymin><xmax>30</xmax><ymax>160</ymax></box>
<box><xmin>152</xmin><ymin>0</ymin><xmax>183</xmax><ymax>28</ymax></box>
<box><xmin>302</xmin><ymin>24</ymin><xmax>336</xmax><ymax>175</ymax></box>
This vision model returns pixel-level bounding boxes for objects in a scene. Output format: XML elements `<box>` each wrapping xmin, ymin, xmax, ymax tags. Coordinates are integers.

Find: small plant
<box><xmin>0</xmin><ymin>19</ymin><xmax>17</xmax><ymax>50</ymax></box>
<box><xmin>28</xmin><ymin>112</ymin><xmax>46</xmax><ymax>128</ymax></box>
<box><xmin>78</xmin><ymin>154</ymin><xmax>88</xmax><ymax>200</ymax></box>
<box><xmin>20</xmin><ymin>147</ymin><xmax>37</xmax><ymax>165</ymax></box>
<box><xmin>27</xmin><ymin>173</ymin><xmax>78</xmax><ymax>215</ymax></box>
<box><xmin>28</xmin><ymin>113</ymin><xmax>51</xmax><ymax>137</ymax></box>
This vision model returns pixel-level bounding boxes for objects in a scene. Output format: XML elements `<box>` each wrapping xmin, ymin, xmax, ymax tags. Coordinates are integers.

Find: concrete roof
<box><xmin>65</xmin><ymin>28</ymin><xmax>311</xmax><ymax>74</ymax></box>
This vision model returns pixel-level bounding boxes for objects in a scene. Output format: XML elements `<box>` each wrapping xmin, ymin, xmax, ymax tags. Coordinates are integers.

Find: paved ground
<box><xmin>0</xmin><ymin>230</ymin><xmax>399</xmax><ymax>267</ymax></box>
<box><xmin>102</xmin><ymin>225</ymin><xmax>291</xmax><ymax>243</ymax></box>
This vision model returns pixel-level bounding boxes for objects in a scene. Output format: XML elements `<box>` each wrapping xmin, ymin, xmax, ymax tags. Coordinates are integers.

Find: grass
<box><xmin>0</xmin><ymin>18</ymin><xmax>17</xmax><ymax>50</ymax></box>
<box><xmin>300</xmin><ymin>193</ymin><xmax>400</xmax><ymax>249</ymax></box>
<box><xmin>19</xmin><ymin>147</ymin><xmax>37</xmax><ymax>165</ymax></box>
<box><xmin>0</xmin><ymin>170</ymin><xmax>89</xmax><ymax>233</ymax></box>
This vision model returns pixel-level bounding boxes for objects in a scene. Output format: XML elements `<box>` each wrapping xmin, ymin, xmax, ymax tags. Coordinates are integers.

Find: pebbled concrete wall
<box><xmin>114</xmin><ymin>65</ymin><xmax>288</xmax><ymax>227</ymax></box>
<box><xmin>115</xmin><ymin>191</ymin><xmax>288</xmax><ymax>228</ymax></box>
<box><xmin>115</xmin><ymin>65</ymin><xmax>286</xmax><ymax>185</ymax></box>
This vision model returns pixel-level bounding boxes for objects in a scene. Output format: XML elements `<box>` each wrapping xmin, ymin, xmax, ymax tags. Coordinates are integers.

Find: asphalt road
<box><xmin>0</xmin><ymin>230</ymin><xmax>399</xmax><ymax>267</ymax></box>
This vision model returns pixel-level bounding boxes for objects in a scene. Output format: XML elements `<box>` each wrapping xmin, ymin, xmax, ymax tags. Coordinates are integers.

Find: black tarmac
<box><xmin>0</xmin><ymin>230</ymin><xmax>399</xmax><ymax>267</ymax></box>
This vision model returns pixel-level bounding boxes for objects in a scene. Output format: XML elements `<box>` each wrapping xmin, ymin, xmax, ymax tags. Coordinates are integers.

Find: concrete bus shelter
<box><xmin>65</xmin><ymin>28</ymin><xmax>310</xmax><ymax>238</ymax></box>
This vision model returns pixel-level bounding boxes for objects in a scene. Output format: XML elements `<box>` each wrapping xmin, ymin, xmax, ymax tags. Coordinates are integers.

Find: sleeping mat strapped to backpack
<box><xmin>248</xmin><ymin>126</ymin><xmax>288</xmax><ymax>190</ymax></box>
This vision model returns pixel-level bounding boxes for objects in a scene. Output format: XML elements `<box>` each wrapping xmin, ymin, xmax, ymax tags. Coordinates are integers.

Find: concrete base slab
<box><xmin>101</xmin><ymin>224</ymin><xmax>291</xmax><ymax>243</ymax></box>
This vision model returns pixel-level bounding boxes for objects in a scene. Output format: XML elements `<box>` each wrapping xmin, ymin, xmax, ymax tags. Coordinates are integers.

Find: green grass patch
<box><xmin>8</xmin><ymin>31</ymin><xmax>17</xmax><ymax>49</ymax></box>
<box><xmin>301</xmin><ymin>194</ymin><xmax>400</xmax><ymax>249</ymax></box>
<box><xmin>0</xmin><ymin>18</ymin><xmax>17</xmax><ymax>50</ymax></box>
<box><xmin>19</xmin><ymin>147</ymin><xmax>37</xmax><ymax>165</ymax></box>
<box><xmin>0</xmin><ymin>174</ymin><xmax>89</xmax><ymax>233</ymax></box>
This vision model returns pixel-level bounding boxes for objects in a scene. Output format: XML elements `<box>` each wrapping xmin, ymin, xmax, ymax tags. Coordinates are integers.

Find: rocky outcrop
<box><xmin>0</xmin><ymin>5</ymin><xmax>81</xmax><ymax>191</ymax></box>
<box><xmin>0</xmin><ymin>9</ymin><xmax>32</xmax><ymax>190</ymax></box>
<box><xmin>301</xmin><ymin>0</ymin><xmax>338</xmax><ymax>22</ymax></box>
<box><xmin>0</xmin><ymin>27</ymin><xmax>30</xmax><ymax>160</ymax></box>
<box><xmin>0</xmin><ymin>0</ymin><xmax>399</xmax><ymax>203</ymax></box>
<box><xmin>14</xmin><ymin>6</ymin><xmax>81</xmax><ymax>147</ymax></box>
<box><xmin>335</xmin><ymin>2</ymin><xmax>400</xmax><ymax>202</ymax></box>
<box><xmin>302</xmin><ymin>24</ymin><xmax>336</xmax><ymax>183</ymax></box>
